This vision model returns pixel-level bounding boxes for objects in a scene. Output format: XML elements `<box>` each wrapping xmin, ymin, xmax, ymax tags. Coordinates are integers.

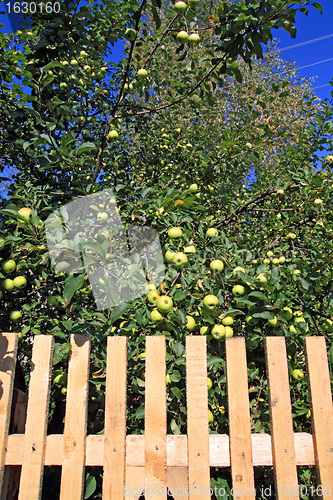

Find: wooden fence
<box><xmin>0</xmin><ymin>333</ymin><xmax>332</xmax><ymax>499</ymax></box>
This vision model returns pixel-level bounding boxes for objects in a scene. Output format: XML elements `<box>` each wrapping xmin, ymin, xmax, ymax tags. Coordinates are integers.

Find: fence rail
<box><xmin>0</xmin><ymin>333</ymin><xmax>332</xmax><ymax>499</ymax></box>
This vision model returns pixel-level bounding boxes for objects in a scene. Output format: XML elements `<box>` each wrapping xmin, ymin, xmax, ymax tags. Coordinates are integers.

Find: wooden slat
<box><xmin>145</xmin><ymin>335</ymin><xmax>167</xmax><ymax>499</ymax></box>
<box><xmin>186</xmin><ymin>335</ymin><xmax>210</xmax><ymax>499</ymax></box>
<box><xmin>102</xmin><ymin>336</ymin><xmax>127</xmax><ymax>499</ymax></box>
<box><xmin>265</xmin><ymin>337</ymin><xmax>299</xmax><ymax>500</ymax></box>
<box><xmin>5</xmin><ymin>432</ymin><xmax>316</xmax><ymax>467</ymax></box>
<box><xmin>304</xmin><ymin>336</ymin><xmax>333</xmax><ymax>497</ymax></box>
<box><xmin>0</xmin><ymin>333</ymin><xmax>18</xmax><ymax>492</ymax></box>
<box><xmin>226</xmin><ymin>337</ymin><xmax>255</xmax><ymax>498</ymax></box>
<box><xmin>60</xmin><ymin>334</ymin><xmax>90</xmax><ymax>500</ymax></box>
<box><xmin>125</xmin><ymin>467</ymin><xmax>144</xmax><ymax>500</ymax></box>
<box><xmin>18</xmin><ymin>335</ymin><xmax>54</xmax><ymax>500</ymax></box>
<box><xmin>167</xmin><ymin>467</ymin><xmax>189</xmax><ymax>498</ymax></box>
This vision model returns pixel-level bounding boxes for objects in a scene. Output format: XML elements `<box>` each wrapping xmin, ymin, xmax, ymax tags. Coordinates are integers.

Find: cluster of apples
<box><xmin>0</xmin><ymin>259</ymin><xmax>26</xmax><ymax>322</ymax></box>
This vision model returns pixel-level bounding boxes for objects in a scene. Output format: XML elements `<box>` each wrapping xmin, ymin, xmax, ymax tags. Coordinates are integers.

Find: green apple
<box><xmin>70</xmin><ymin>59</ymin><xmax>78</xmax><ymax>66</ymax></box>
<box><xmin>207</xmin><ymin>377</ymin><xmax>213</xmax><ymax>390</ymax></box>
<box><xmin>166</xmin><ymin>374</ymin><xmax>172</xmax><ymax>384</ymax></box>
<box><xmin>165</xmin><ymin>250</ymin><xmax>176</xmax><ymax>262</ymax></box>
<box><xmin>10</xmin><ymin>310</ymin><xmax>22</xmax><ymax>322</ymax></box>
<box><xmin>97</xmin><ymin>230</ymin><xmax>111</xmax><ymax>243</ymax></box>
<box><xmin>232</xmin><ymin>285</ymin><xmax>245</xmax><ymax>296</ymax></box>
<box><xmin>292</xmin><ymin>369</ymin><xmax>304</xmax><ymax>381</ymax></box>
<box><xmin>295</xmin><ymin>317</ymin><xmax>309</xmax><ymax>332</ymax></box>
<box><xmin>293</xmin><ymin>269</ymin><xmax>301</xmax><ymax>275</ymax></box>
<box><xmin>97</xmin><ymin>212</ymin><xmax>108</xmax><ymax>222</ymax></box>
<box><xmin>174</xmin><ymin>0</ymin><xmax>187</xmax><ymax>13</ymax></box>
<box><xmin>278</xmin><ymin>256</ymin><xmax>286</xmax><ymax>264</ymax></box>
<box><xmin>125</xmin><ymin>28</ymin><xmax>137</xmax><ymax>41</ymax></box>
<box><xmin>168</xmin><ymin>227</ymin><xmax>182</xmax><ymax>238</ymax></box>
<box><xmin>150</xmin><ymin>308</ymin><xmax>163</xmax><ymax>323</ymax></box>
<box><xmin>203</xmin><ymin>294</ymin><xmax>219</xmax><ymax>310</ymax></box>
<box><xmin>222</xmin><ymin>316</ymin><xmax>233</xmax><ymax>326</ymax></box>
<box><xmin>18</xmin><ymin>207</ymin><xmax>31</xmax><ymax>222</ymax></box>
<box><xmin>276</xmin><ymin>213</ymin><xmax>282</xmax><ymax>219</ymax></box>
<box><xmin>208</xmin><ymin>409</ymin><xmax>214</xmax><ymax>424</ymax></box>
<box><xmin>257</xmin><ymin>273</ymin><xmax>267</xmax><ymax>283</ymax></box>
<box><xmin>173</xmin><ymin>252</ymin><xmax>188</xmax><ymax>267</ymax></box>
<box><xmin>211</xmin><ymin>324</ymin><xmax>226</xmax><ymax>340</ymax></box>
<box><xmin>276</xmin><ymin>188</ymin><xmax>284</xmax><ymax>195</ymax></box>
<box><xmin>108</xmin><ymin>130</ymin><xmax>119</xmax><ymax>141</ymax></box>
<box><xmin>120</xmin><ymin>321</ymin><xmax>135</xmax><ymax>334</ymax></box>
<box><xmin>137</xmin><ymin>68</ymin><xmax>148</xmax><ymax>80</ymax></box>
<box><xmin>287</xmin><ymin>232</ymin><xmax>296</xmax><ymax>240</ymax></box>
<box><xmin>225</xmin><ymin>326</ymin><xmax>233</xmax><ymax>338</ymax></box>
<box><xmin>233</xmin><ymin>266</ymin><xmax>245</xmax><ymax>276</ymax></box>
<box><xmin>189</xmin><ymin>33</ymin><xmax>200</xmax><ymax>46</ymax></box>
<box><xmin>124</xmin><ymin>83</ymin><xmax>134</xmax><ymax>93</ymax></box>
<box><xmin>263</xmin><ymin>258</ymin><xmax>270</xmax><ymax>265</ymax></box>
<box><xmin>272</xmin><ymin>258</ymin><xmax>280</xmax><ymax>265</ymax></box>
<box><xmin>2</xmin><ymin>279</ymin><xmax>15</xmax><ymax>292</ymax></box>
<box><xmin>147</xmin><ymin>289</ymin><xmax>160</xmax><ymax>304</ymax></box>
<box><xmin>80</xmin><ymin>50</ymin><xmax>88</xmax><ymax>58</ymax></box>
<box><xmin>280</xmin><ymin>307</ymin><xmax>293</xmax><ymax>321</ymax></box>
<box><xmin>184</xmin><ymin>245</ymin><xmax>196</xmax><ymax>254</ymax></box>
<box><xmin>156</xmin><ymin>295</ymin><xmax>173</xmax><ymax>313</ymax></box>
<box><xmin>54</xmin><ymin>372</ymin><xmax>67</xmax><ymax>385</ymax></box>
<box><xmin>266</xmin><ymin>250</ymin><xmax>274</xmax><ymax>258</ymax></box>
<box><xmin>186</xmin><ymin>315</ymin><xmax>196</xmax><ymax>331</ymax></box>
<box><xmin>206</xmin><ymin>228</ymin><xmax>218</xmax><ymax>237</ymax></box>
<box><xmin>13</xmin><ymin>276</ymin><xmax>27</xmax><ymax>289</ymax></box>
<box><xmin>189</xmin><ymin>183</ymin><xmax>198</xmax><ymax>191</ymax></box>
<box><xmin>200</xmin><ymin>325</ymin><xmax>209</xmax><ymax>335</ymax></box>
<box><xmin>210</xmin><ymin>260</ymin><xmax>224</xmax><ymax>271</ymax></box>
<box><xmin>268</xmin><ymin>316</ymin><xmax>279</xmax><ymax>327</ymax></box>
<box><xmin>314</xmin><ymin>198</ymin><xmax>323</xmax><ymax>205</ymax></box>
<box><xmin>177</xmin><ymin>30</ymin><xmax>189</xmax><ymax>43</ymax></box>
<box><xmin>2</xmin><ymin>259</ymin><xmax>16</xmax><ymax>274</ymax></box>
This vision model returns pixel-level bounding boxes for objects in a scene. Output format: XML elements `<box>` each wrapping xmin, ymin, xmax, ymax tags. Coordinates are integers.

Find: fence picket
<box><xmin>186</xmin><ymin>335</ymin><xmax>210</xmax><ymax>499</ymax></box>
<box><xmin>304</xmin><ymin>337</ymin><xmax>333</xmax><ymax>498</ymax></box>
<box><xmin>145</xmin><ymin>335</ymin><xmax>167</xmax><ymax>499</ymax></box>
<box><xmin>226</xmin><ymin>337</ymin><xmax>255</xmax><ymax>498</ymax></box>
<box><xmin>59</xmin><ymin>334</ymin><xmax>90</xmax><ymax>500</ymax></box>
<box><xmin>265</xmin><ymin>337</ymin><xmax>299</xmax><ymax>500</ymax></box>
<box><xmin>18</xmin><ymin>335</ymin><xmax>54</xmax><ymax>500</ymax></box>
<box><xmin>102</xmin><ymin>336</ymin><xmax>127</xmax><ymax>500</ymax></box>
<box><xmin>0</xmin><ymin>333</ymin><xmax>18</xmax><ymax>493</ymax></box>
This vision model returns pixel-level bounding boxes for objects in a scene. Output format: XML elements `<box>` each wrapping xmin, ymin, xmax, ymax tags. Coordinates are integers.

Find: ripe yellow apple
<box><xmin>18</xmin><ymin>207</ymin><xmax>31</xmax><ymax>222</ymax></box>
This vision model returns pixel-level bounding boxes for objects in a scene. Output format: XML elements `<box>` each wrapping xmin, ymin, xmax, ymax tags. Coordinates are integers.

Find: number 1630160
<box><xmin>6</xmin><ymin>2</ymin><xmax>60</xmax><ymax>14</ymax></box>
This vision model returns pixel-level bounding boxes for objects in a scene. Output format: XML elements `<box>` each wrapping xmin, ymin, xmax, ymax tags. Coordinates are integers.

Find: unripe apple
<box><xmin>97</xmin><ymin>230</ymin><xmax>111</xmax><ymax>243</ymax></box>
<box><xmin>97</xmin><ymin>212</ymin><xmax>108</xmax><ymax>222</ymax></box>
<box><xmin>287</xmin><ymin>232</ymin><xmax>296</xmax><ymax>239</ymax></box>
<box><xmin>156</xmin><ymin>295</ymin><xmax>173</xmax><ymax>313</ymax></box>
<box><xmin>184</xmin><ymin>245</ymin><xmax>196</xmax><ymax>254</ymax></box>
<box><xmin>280</xmin><ymin>307</ymin><xmax>293</xmax><ymax>321</ymax></box>
<box><xmin>208</xmin><ymin>409</ymin><xmax>214</xmax><ymax>424</ymax></box>
<box><xmin>165</xmin><ymin>250</ymin><xmax>176</xmax><ymax>262</ymax></box>
<box><xmin>203</xmin><ymin>294</ymin><xmax>219</xmax><ymax>310</ymax></box>
<box><xmin>293</xmin><ymin>269</ymin><xmax>301</xmax><ymax>275</ymax></box>
<box><xmin>222</xmin><ymin>316</ymin><xmax>233</xmax><ymax>326</ymax></box>
<box><xmin>266</xmin><ymin>250</ymin><xmax>274</xmax><ymax>258</ymax></box>
<box><xmin>210</xmin><ymin>260</ymin><xmax>224</xmax><ymax>271</ymax></box>
<box><xmin>173</xmin><ymin>252</ymin><xmax>188</xmax><ymax>267</ymax></box>
<box><xmin>124</xmin><ymin>83</ymin><xmax>134</xmax><ymax>93</ymax></box>
<box><xmin>107</xmin><ymin>130</ymin><xmax>119</xmax><ymax>141</ymax></box>
<box><xmin>80</xmin><ymin>50</ymin><xmax>88</xmax><ymax>58</ymax></box>
<box><xmin>174</xmin><ymin>1</ymin><xmax>187</xmax><ymax>13</ymax></box>
<box><xmin>314</xmin><ymin>198</ymin><xmax>323</xmax><ymax>205</ymax></box>
<box><xmin>168</xmin><ymin>226</ymin><xmax>182</xmax><ymax>238</ymax></box>
<box><xmin>278</xmin><ymin>256</ymin><xmax>286</xmax><ymax>264</ymax></box>
<box><xmin>2</xmin><ymin>259</ymin><xmax>16</xmax><ymax>273</ymax></box>
<box><xmin>70</xmin><ymin>59</ymin><xmax>78</xmax><ymax>66</ymax></box>
<box><xmin>276</xmin><ymin>213</ymin><xmax>282</xmax><ymax>219</ymax></box>
<box><xmin>10</xmin><ymin>310</ymin><xmax>22</xmax><ymax>322</ymax></box>
<box><xmin>207</xmin><ymin>377</ymin><xmax>213</xmax><ymax>390</ymax></box>
<box><xmin>206</xmin><ymin>227</ymin><xmax>218</xmax><ymax>237</ymax></box>
<box><xmin>189</xmin><ymin>33</ymin><xmax>200</xmax><ymax>46</ymax></box>
<box><xmin>323</xmin><ymin>318</ymin><xmax>333</xmax><ymax>332</ymax></box>
<box><xmin>186</xmin><ymin>315</ymin><xmax>196</xmax><ymax>331</ymax></box>
<box><xmin>200</xmin><ymin>325</ymin><xmax>209</xmax><ymax>335</ymax></box>
<box><xmin>263</xmin><ymin>258</ymin><xmax>270</xmax><ymax>265</ymax></box>
<box><xmin>295</xmin><ymin>317</ymin><xmax>309</xmax><ymax>332</ymax></box>
<box><xmin>289</xmin><ymin>325</ymin><xmax>297</xmax><ymax>334</ymax></box>
<box><xmin>177</xmin><ymin>31</ymin><xmax>189</xmax><ymax>44</ymax></box>
<box><xmin>211</xmin><ymin>324</ymin><xmax>226</xmax><ymax>340</ymax></box>
<box><xmin>272</xmin><ymin>258</ymin><xmax>280</xmax><ymax>265</ymax></box>
<box><xmin>166</xmin><ymin>374</ymin><xmax>172</xmax><ymax>384</ymax></box>
<box><xmin>147</xmin><ymin>289</ymin><xmax>160</xmax><ymax>304</ymax></box>
<box><xmin>60</xmin><ymin>82</ymin><xmax>68</xmax><ymax>89</ymax></box>
<box><xmin>13</xmin><ymin>276</ymin><xmax>27</xmax><ymax>289</ymax></box>
<box><xmin>276</xmin><ymin>188</ymin><xmax>284</xmax><ymax>195</ymax></box>
<box><xmin>18</xmin><ymin>207</ymin><xmax>32</xmax><ymax>222</ymax></box>
<box><xmin>257</xmin><ymin>273</ymin><xmax>267</xmax><ymax>283</ymax></box>
<box><xmin>125</xmin><ymin>28</ymin><xmax>137</xmax><ymax>41</ymax></box>
<box><xmin>137</xmin><ymin>68</ymin><xmax>148</xmax><ymax>80</ymax></box>
<box><xmin>2</xmin><ymin>279</ymin><xmax>15</xmax><ymax>292</ymax></box>
<box><xmin>225</xmin><ymin>326</ymin><xmax>233</xmax><ymax>338</ymax></box>
<box><xmin>232</xmin><ymin>285</ymin><xmax>245</xmax><ymax>296</ymax></box>
<box><xmin>233</xmin><ymin>266</ymin><xmax>245</xmax><ymax>276</ymax></box>
<box><xmin>150</xmin><ymin>308</ymin><xmax>163</xmax><ymax>323</ymax></box>
<box><xmin>292</xmin><ymin>369</ymin><xmax>304</xmax><ymax>381</ymax></box>
<box><xmin>245</xmin><ymin>315</ymin><xmax>258</xmax><ymax>326</ymax></box>
<box><xmin>189</xmin><ymin>183</ymin><xmax>198</xmax><ymax>191</ymax></box>
<box><xmin>268</xmin><ymin>316</ymin><xmax>279</xmax><ymax>327</ymax></box>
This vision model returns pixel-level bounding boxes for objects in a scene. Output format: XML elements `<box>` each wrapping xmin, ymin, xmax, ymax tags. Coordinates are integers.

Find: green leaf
<box><xmin>84</xmin><ymin>475</ymin><xmax>97</xmax><ymax>499</ymax></box>
<box><xmin>207</xmin><ymin>356</ymin><xmax>223</xmax><ymax>367</ymax></box>
<box><xmin>63</xmin><ymin>275</ymin><xmax>85</xmax><ymax>303</ymax></box>
<box><xmin>53</xmin><ymin>343</ymin><xmax>71</xmax><ymax>365</ymax></box>
<box><xmin>171</xmin><ymin>386</ymin><xmax>182</xmax><ymax>400</ymax></box>
<box><xmin>135</xmin><ymin>405</ymin><xmax>145</xmax><ymax>419</ymax></box>
<box><xmin>110</xmin><ymin>302</ymin><xmax>131</xmax><ymax>323</ymax></box>
<box><xmin>311</xmin><ymin>2</ymin><xmax>323</xmax><ymax>14</ymax></box>
<box><xmin>76</xmin><ymin>142</ymin><xmax>96</xmax><ymax>154</ymax></box>
<box><xmin>170</xmin><ymin>419</ymin><xmax>181</xmax><ymax>435</ymax></box>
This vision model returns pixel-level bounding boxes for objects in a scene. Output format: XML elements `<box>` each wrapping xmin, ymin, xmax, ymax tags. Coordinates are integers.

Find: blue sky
<box><xmin>0</xmin><ymin>0</ymin><xmax>332</xmax><ymax>102</ymax></box>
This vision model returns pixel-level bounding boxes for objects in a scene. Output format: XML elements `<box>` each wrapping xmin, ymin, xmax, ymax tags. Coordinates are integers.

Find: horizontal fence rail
<box><xmin>0</xmin><ymin>333</ymin><xmax>332</xmax><ymax>499</ymax></box>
